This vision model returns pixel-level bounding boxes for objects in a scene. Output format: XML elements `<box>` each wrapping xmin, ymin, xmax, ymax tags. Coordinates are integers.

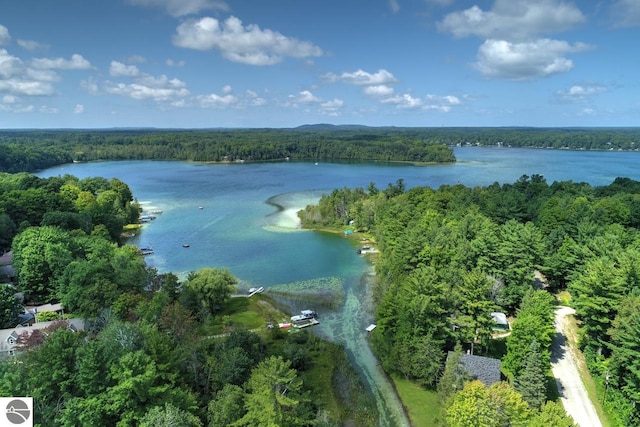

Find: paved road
<box><xmin>551</xmin><ymin>306</ymin><xmax>602</xmax><ymax>427</ymax></box>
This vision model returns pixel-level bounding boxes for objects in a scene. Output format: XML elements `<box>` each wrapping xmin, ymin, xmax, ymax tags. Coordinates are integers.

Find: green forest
<box><xmin>0</xmin><ymin>127</ymin><xmax>456</xmax><ymax>173</ymax></box>
<box><xmin>0</xmin><ymin>172</ymin><xmax>377</xmax><ymax>426</ymax></box>
<box><xmin>300</xmin><ymin>174</ymin><xmax>640</xmax><ymax>426</ymax></box>
<box><xmin>2</xmin><ymin>126</ymin><xmax>640</xmax><ymax>174</ymax></box>
<box><xmin>2</xmin><ymin>132</ymin><xmax>640</xmax><ymax>425</ymax></box>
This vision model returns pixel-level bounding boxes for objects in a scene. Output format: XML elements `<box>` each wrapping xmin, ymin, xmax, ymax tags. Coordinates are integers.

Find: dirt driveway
<box><xmin>551</xmin><ymin>306</ymin><xmax>602</xmax><ymax>427</ymax></box>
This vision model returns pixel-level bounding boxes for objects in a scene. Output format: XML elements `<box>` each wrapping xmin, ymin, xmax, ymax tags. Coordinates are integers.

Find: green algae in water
<box><xmin>268</xmin><ymin>276</ymin><xmax>346</xmax><ymax>309</ymax></box>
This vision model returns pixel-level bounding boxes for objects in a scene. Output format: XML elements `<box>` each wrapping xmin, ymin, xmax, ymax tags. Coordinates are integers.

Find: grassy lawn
<box><xmin>391</xmin><ymin>374</ymin><xmax>442</xmax><ymax>426</ymax></box>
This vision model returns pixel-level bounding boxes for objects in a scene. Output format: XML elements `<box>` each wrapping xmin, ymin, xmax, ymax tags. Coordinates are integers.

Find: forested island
<box><xmin>2</xmin><ymin>126</ymin><xmax>640</xmax><ymax>174</ymax></box>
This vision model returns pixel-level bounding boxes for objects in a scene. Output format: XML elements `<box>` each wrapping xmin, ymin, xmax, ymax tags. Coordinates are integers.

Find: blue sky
<box><xmin>0</xmin><ymin>0</ymin><xmax>639</xmax><ymax>128</ymax></box>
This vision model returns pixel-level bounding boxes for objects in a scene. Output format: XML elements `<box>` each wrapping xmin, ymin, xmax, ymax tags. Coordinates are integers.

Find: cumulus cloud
<box><xmin>0</xmin><ymin>48</ymin><xmax>56</xmax><ymax>96</ymax></box>
<box><xmin>325</xmin><ymin>69</ymin><xmax>397</xmax><ymax>86</ymax></box>
<box><xmin>74</xmin><ymin>104</ymin><xmax>84</xmax><ymax>114</ymax></box>
<box><xmin>438</xmin><ymin>0</ymin><xmax>590</xmax><ymax>80</ymax></box>
<box><xmin>40</xmin><ymin>105</ymin><xmax>59</xmax><ymax>114</ymax></box>
<box><xmin>381</xmin><ymin>93</ymin><xmax>423</xmax><ymax>109</ymax></box>
<box><xmin>166</xmin><ymin>58</ymin><xmax>185</xmax><ymax>67</ymax></box>
<box><xmin>173</xmin><ymin>16</ymin><xmax>323</xmax><ymax>65</ymax></box>
<box><xmin>194</xmin><ymin>92</ymin><xmax>238</xmax><ymax>108</ymax></box>
<box><xmin>363</xmin><ymin>85</ymin><xmax>395</xmax><ymax>97</ymax></box>
<box><xmin>438</xmin><ymin>0</ymin><xmax>585</xmax><ymax>41</ymax></box>
<box><xmin>611</xmin><ymin>0</ymin><xmax>640</xmax><ymax>28</ymax></box>
<box><xmin>17</xmin><ymin>39</ymin><xmax>48</xmax><ymax>51</ymax></box>
<box><xmin>0</xmin><ymin>103</ymin><xmax>34</xmax><ymax>113</ymax></box>
<box><xmin>2</xmin><ymin>95</ymin><xmax>17</xmax><ymax>104</ymax></box>
<box><xmin>475</xmin><ymin>38</ymin><xmax>592</xmax><ymax>80</ymax></box>
<box><xmin>31</xmin><ymin>54</ymin><xmax>92</xmax><ymax>70</ymax></box>
<box><xmin>556</xmin><ymin>84</ymin><xmax>607</xmax><ymax>102</ymax></box>
<box><xmin>0</xmin><ymin>25</ymin><xmax>10</xmax><ymax>45</ymax></box>
<box><xmin>126</xmin><ymin>0</ymin><xmax>228</xmax><ymax>17</ymax></box>
<box><xmin>104</xmin><ymin>81</ymin><xmax>190</xmax><ymax>101</ymax></box>
<box><xmin>424</xmin><ymin>94</ymin><xmax>461</xmax><ymax>112</ymax></box>
<box><xmin>110</xmin><ymin>61</ymin><xmax>141</xmax><ymax>77</ymax></box>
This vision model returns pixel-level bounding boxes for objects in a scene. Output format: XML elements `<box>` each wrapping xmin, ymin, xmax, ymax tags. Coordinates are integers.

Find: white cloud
<box><xmin>2</xmin><ymin>95</ymin><xmax>17</xmax><ymax>104</ymax></box>
<box><xmin>172</xmin><ymin>16</ymin><xmax>323</xmax><ymax>65</ymax></box>
<box><xmin>611</xmin><ymin>0</ymin><xmax>640</xmax><ymax>28</ymax></box>
<box><xmin>556</xmin><ymin>84</ymin><xmax>607</xmax><ymax>102</ymax></box>
<box><xmin>475</xmin><ymin>38</ymin><xmax>592</xmax><ymax>80</ymax></box>
<box><xmin>381</xmin><ymin>93</ymin><xmax>423</xmax><ymax>109</ymax></box>
<box><xmin>389</xmin><ymin>0</ymin><xmax>400</xmax><ymax>13</ymax></box>
<box><xmin>0</xmin><ymin>25</ymin><xmax>10</xmax><ymax>45</ymax></box>
<box><xmin>17</xmin><ymin>39</ymin><xmax>48</xmax><ymax>51</ymax></box>
<box><xmin>438</xmin><ymin>0</ymin><xmax>585</xmax><ymax>41</ymax></box>
<box><xmin>40</xmin><ymin>105</ymin><xmax>59</xmax><ymax>114</ymax></box>
<box><xmin>195</xmin><ymin>92</ymin><xmax>238</xmax><ymax>108</ymax></box>
<box><xmin>424</xmin><ymin>94</ymin><xmax>461</xmax><ymax>112</ymax></box>
<box><xmin>363</xmin><ymin>85</ymin><xmax>395</xmax><ymax>97</ymax></box>
<box><xmin>320</xmin><ymin>98</ymin><xmax>344</xmax><ymax>116</ymax></box>
<box><xmin>80</xmin><ymin>78</ymin><xmax>100</xmax><ymax>95</ymax></box>
<box><xmin>104</xmin><ymin>81</ymin><xmax>190</xmax><ymax>101</ymax></box>
<box><xmin>296</xmin><ymin>90</ymin><xmax>321</xmax><ymax>103</ymax></box>
<box><xmin>74</xmin><ymin>104</ymin><xmax>84</xmax><ymax>114</ymax></box>
<box><xmin>110</xmin><ymin>61</ymin><xmax>141</xmax><ymax>77</ymax></box>
<box><xmin>0</xmin><ymin>103</ymin><xmax>34</xmax><ymax>113</ymax></box>
<box><xmin>0</xmin><ymin>48</ymin><xmax>56</xmax><ymax>96</ymax></box>
<box><xmin>222</xmin><ymin>85</ymin><xmax>232</xmax><ymax>94</ymax></box>
<box><xmin>126</xmin><ymin>0</ymin><xmax>228</xmax><ymax>17</ymax></box>
<box><xmin>127</xmin><ymin>55</ymin><xmax>146</xmax><ymax>64</ymax></box>
<box><xmin>31</xmin><ymin>54</ymin><xmax>92</xmax><ymax>70</ymax></box>
<box><xmin>325</xmin><ymin>69</ymin><xmax>397</xmax><ymax>86</ymax></box>
<box><xmin>166</xmin><ymin>58</ymin><xmax>186</xmax><ymax>67</ymax></box>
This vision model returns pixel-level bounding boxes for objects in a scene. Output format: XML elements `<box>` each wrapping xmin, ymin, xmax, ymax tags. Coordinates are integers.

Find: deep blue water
<box><xmin>36</xmin><ymin>147</ymin><xmax>640</xmax><ymax>426</ymax></box>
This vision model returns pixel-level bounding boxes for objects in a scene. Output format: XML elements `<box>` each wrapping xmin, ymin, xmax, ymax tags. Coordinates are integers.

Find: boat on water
<box><xmin>290</xmin><ymin>310</ymin><xmax>319</xmax><ymax>328</ymax></box>
<box><xmin>139</xmin><ymin>247</ymin><xmax>154</xmax><ymax>255</ymax></box>
<box><xmin>248</xmin><ymin>287</ymin><xmax>264</xmax><ymax>296</ymax></box>
<box><xmin>182</xmin><ymin>243</ymin><xmax>190</xmax><ymax>248</ymax></box>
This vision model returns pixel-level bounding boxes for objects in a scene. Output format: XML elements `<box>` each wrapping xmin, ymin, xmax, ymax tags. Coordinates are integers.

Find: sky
<box><xmin>0</xmin><ymin>0</ymin><xmax>639</xmax><ymax>129</ymax></box>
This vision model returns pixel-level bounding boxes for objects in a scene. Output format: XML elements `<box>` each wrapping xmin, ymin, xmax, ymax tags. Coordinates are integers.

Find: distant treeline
<box><xmin>2</xmin><ymin>126</ymin><xmax>640</xmax><ymax>173</ymax></box>
<box><xmin>0</xmin><ymin>127</ymin><xmax>456</xmax><ymax>173</ymax></box>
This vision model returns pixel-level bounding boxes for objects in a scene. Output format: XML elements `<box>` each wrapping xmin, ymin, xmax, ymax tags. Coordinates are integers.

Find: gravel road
<box><xmin>551</xmin><ymin>306</ymin><xmax>602</xmax><ymax>427</ymax></box>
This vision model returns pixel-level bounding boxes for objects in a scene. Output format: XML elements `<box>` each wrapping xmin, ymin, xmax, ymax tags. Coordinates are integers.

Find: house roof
<box><xmin>447</xmin><ymin>351</ymin><xmax>502</xmax><ymax>387</ymax></box>
<box><xmin>0</xmin><ymin>318</ymin><xmax>85</xmax><ymax>353</ymax></box>
<box><xmin>491</xmin><ymin>312</ymin><xmax>508</xmax><ymax>326</ymax></box>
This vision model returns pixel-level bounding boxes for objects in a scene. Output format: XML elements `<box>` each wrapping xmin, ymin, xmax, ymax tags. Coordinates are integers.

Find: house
<box><xmin>447</xmin><ymin>351</ymin><xmax>502</xmax><ymax>387</ymax></box>
<box><xmin>491</xmin><ymin>312</ymin><xmax>509</xmax><ymax>330</ymax></box>
<box><xmin>0</xmin><ymin>318</ymin><xmax>85</xmax><ymax>359</ymax></box>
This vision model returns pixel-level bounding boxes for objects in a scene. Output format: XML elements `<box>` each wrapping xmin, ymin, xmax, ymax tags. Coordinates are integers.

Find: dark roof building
<box><xmin>447</xmin><ymin>351</ymin><xmax>502</xmax><ymax>387</ymax></box>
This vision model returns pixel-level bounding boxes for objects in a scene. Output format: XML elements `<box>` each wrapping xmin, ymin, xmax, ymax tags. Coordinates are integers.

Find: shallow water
<box><xmin>37</xmin><ymin>147</ymin><xmax>640</xmax><ymax>426</ymax></box>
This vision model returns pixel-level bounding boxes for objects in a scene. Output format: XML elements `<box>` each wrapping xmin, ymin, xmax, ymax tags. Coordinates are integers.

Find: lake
<box><xmin>37</xmin><ymin>147</ymin><xmax>640</xmax><ymax>426</ymax></box>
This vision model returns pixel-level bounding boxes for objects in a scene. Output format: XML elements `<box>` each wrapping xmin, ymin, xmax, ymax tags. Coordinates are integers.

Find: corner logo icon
<box><xmin>0</xmin><ymin>398</ymin><xmax>33</xmax><ymax>426</ymax></box>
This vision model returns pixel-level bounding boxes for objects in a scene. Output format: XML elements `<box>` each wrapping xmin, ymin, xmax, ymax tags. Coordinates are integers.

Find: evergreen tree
<box><xmin>515</xmin><ymin>340</ymin><xmax>547</xmax><ymax>410</ymax></box>
<box><xmin>437</xmin><ymin>343</ymin><xmax>470</xmax><ymax>403</ymax></box>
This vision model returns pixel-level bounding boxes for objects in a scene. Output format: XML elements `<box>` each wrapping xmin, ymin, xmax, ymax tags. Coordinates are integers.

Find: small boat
<box><xmin>198</xmin><ymin>206</ymin><xmax>204</xmax><ymax>210</ymax></box>
<box><xmin>139</xmin><ymin>247</ymin><xmax>154</xmax><ymax>255</ymax></box>
<box><xmin>182</xmin><ymin>243</ymin><xmax>190</xmax><ymax>248</ymax></box>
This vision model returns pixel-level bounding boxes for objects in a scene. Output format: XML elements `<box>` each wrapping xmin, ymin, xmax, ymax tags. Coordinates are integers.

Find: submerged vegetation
<box><xmin>268</xmin><ymin>276</ymin><xmax>346</xmax><ymax>309</ymax></box>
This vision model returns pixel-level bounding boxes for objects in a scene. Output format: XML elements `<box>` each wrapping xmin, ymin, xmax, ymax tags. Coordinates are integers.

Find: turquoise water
<box><xmin>37</xmin><ymin>147</ymin><xmax>640</xmax><ymax>426</ymax></box>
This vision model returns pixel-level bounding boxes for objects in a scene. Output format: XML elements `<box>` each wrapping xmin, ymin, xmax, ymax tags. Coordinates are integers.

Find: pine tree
<box><xmin>514</xmin><ymin>340</ymin><xmax>547</xmax><ymax>410</ymax></box>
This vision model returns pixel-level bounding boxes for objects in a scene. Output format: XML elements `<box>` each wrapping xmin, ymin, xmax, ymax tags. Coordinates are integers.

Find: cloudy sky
<box><xmin>1</xmin><ymin>0</ymin><xmax>638</xmax><ymax>128</ymax></box>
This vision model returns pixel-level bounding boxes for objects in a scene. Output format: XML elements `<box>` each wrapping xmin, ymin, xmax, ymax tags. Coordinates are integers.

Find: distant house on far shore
<box><xmin>447</xmin><ymin>351</ymin><xmax>502</xmax><ymax>387</ymax></box>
